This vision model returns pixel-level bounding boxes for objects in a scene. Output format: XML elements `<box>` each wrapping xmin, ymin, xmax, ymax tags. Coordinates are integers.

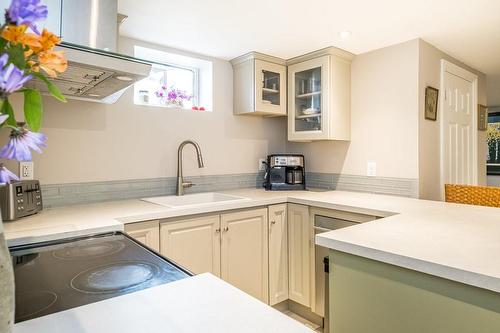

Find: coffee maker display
<box><xmin>264</xmin><ymin>154</ymin><xmax>306</xmax><ymax>191</ymax></box>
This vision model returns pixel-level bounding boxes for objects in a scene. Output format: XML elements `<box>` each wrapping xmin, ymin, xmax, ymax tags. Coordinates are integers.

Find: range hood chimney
<box><xmin>27</xmin><ymin>0</ymin><xmax>151</xmax><ymax>104</ymax></box>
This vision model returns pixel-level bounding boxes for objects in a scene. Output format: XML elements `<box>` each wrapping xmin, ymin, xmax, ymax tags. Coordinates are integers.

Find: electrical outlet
<box><xmin>258</xmin><ymin>158</ymin><xmax>267</xmax><ymax>171</ymax></box>
<box><xmin>367</xmin><ymin>162</ymin><xmax>377</xmax><ymax>177</ymax></box>
<box><xmin>19</xmin><ymin>161</ymin><xmax>34</xmax><ymax>180</ymax></box>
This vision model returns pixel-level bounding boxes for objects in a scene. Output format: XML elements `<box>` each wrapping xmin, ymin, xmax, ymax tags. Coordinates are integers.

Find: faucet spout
<box><xmin>176</xmin><ymin>140</ymin><xmax>204</xmax><ymax>196</ymax></box>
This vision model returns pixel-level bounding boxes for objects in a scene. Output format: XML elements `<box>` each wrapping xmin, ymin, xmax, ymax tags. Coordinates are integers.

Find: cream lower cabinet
<box><xmin>160</xmin><ymin>215</ymin><xmax>221</xmax><ymax>277</ymax></box>
<box><xmin>221</xmin><ymin>208</ymin><xmax>269</xmax><ymax>303</ymax></box>
<box><xmin>268</xmin><ymin>204</ymin><xmax>288</xmax><ymax>305</ymax></box>
<box><xmin>288</xmin><ymin>203</ymin><xmax>311</xmax><ymax>307</ymax></box>
<box><xmin>124</xmin><ymin>220</ymin><xmax>160</xmax><ymax>252</ymax></box>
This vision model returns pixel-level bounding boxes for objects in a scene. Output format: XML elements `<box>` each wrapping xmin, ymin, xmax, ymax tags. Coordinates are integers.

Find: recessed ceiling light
<box><xmin>116</xmin><ymin>76</ymin><xmax>133</xmax><ymax>81</ymax></box>
<box><xmin>339</xmin><ymin>30</ymin><xmax>352</xmax><ymax>39</ymax></box>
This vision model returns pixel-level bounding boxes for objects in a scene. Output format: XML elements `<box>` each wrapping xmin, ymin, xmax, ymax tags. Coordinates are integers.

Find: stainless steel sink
<box><xmin>142</xmin><ymin>192</ymin><xmax>250</xmax><ymax>208</ymax></box>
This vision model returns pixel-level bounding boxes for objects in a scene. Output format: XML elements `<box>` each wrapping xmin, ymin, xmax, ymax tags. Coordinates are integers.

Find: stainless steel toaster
<box><xmin>0</xmin><ymin>180</ymin><xmax>43</xmax><ymax>221</ymax></box>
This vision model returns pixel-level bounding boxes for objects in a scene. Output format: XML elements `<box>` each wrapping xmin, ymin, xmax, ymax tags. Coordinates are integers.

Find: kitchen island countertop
<box><xmin>13</xmin><ymin>273</ymin><xmax>314</xmax><ymax>333</ymax></box>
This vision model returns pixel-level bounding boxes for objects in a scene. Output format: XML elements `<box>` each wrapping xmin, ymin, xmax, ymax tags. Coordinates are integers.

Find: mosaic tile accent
<box><xmin>42</xmin><ymin>173</ymin><xmax>266</xmax><ymax>208</ymax></box>
<box><xmin>41</xmin><ymin>171</ymin><xmax>417</xmax><ymax>208</ymax></box>
<box><xmin>306</xmin><ymin>172</ymin><xmax>418</xmax><ymax>198</ymax></box>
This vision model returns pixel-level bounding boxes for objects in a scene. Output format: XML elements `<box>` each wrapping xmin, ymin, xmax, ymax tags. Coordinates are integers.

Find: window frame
<box><xmin>135</xmin><ymin>59</ymin><xmax>200</xmax><ymax>109</ymax></box>
<box><xmin>487</xmin><ymin>111</ymin><xmax>500</xmax><ymax>175</ymax></box>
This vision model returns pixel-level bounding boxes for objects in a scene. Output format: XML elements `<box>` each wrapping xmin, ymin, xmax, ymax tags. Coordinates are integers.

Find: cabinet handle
<box><xmin>271</xmin><ymin>220</ymin><xmax>276</xmax><ymax>225</ymax></box>
<box><xmin>223</xmin><ymin>227</ymin><xmax>229</xmax><ymax>232</ymax></box>
<box><xmin>215</xmin><ymin>228</ymin><xmax>221</xmax><ymax>233</ymax></box>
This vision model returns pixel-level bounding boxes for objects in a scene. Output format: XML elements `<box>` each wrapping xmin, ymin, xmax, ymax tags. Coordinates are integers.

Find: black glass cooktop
<box><xmin>10</xmin><ymin>232</ymin><xmax>191</xmax><ymax>323</ymax></box>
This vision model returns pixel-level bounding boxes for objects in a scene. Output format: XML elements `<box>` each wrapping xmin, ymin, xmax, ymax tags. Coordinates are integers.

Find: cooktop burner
<box><xmin>71</xmin><ymin>261</ymin><xmax>161</xmax><ymax>294</ymax></box>
<box><xmin>53</xmin><ymin>240</ymin><xmax>125</xmax><ymax>260</ymax></box>
<box><xmin>15</xmin><ymin>290</ymin><xmax>58</xmax><ymax>321</ymax></box>
<box><xmin>10</xmin><ymin>232</ymin><xmax>191</xmax><ymax>323</ymax></box>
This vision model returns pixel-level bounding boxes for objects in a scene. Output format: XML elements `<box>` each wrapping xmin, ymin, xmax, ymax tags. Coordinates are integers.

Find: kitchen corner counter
<box><xmin>13</xmin><ymin>273</ymin><xmax>314</xmax><ymax>333</ymax></box>
<box><xmin>4</xmin><ymin>188</ymin><xmax>500</xmax><ymax>295</ymax></box>
<box><xmin>3</xmin><ymin>189</ymin><xmax>292</xmax><ymax>247</ymax></box>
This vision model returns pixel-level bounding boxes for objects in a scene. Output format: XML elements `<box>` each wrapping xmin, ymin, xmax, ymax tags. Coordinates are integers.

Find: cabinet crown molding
<box><xmin>230</xmin><ymin>51</ymin><xmax>286</xmax><ymax>66</ymax></box>
<box><xmin>286</xmin><ymin>46</ymin><xmax>355</xmax><ymax>65</ymax></box>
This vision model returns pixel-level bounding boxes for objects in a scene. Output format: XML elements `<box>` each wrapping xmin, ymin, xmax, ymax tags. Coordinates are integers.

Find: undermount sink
<box><xmin>142</xmin><ymin>192</ymin><xmax>250</xmax><ymax>208</ymax></box>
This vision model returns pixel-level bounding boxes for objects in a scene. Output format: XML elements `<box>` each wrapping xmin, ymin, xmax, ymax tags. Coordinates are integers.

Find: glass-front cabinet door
<box><xmin>255</xmin><ymin>60</ymin><xmax>287</xmax><ymax>116</ymax></box>
<box><xmin>288</xmin><ymin>56</ymin><xmax>330</xmax><ymax>140</ymax></box>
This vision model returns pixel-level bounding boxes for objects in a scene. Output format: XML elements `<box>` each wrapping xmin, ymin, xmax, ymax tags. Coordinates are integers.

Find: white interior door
<box><xmin>441</xmin><ymin>61</ymin><xmax>478</xmax><ymax>193</ymax></box>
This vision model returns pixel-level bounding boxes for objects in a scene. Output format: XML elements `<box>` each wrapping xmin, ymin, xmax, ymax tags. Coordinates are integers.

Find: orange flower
<box><xmin>29</xmin><ymin>29</ymin><xmax>61</xmax><ymax>54</ymax></box>
<box><xmin>1</xmin><ymin>25</ymin><xmax>41</xmax><ymax>49</ymax></box>
<box><xmin>37</xmin><ymin>50</ymin><xmax>67</xmax><ymax>77</ymax></box>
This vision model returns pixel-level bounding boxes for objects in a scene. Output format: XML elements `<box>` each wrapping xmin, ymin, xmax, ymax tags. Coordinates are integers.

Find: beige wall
<box><xmin>3</xmin><ymin>37</ymin><xmax>488</xmax><ymax>195</ymax></box>
<box><xmin>6</xmin><ymin>38</ymin><xmax>287</xmax><ymax>184</ymax></box>
<box><xmin>418</xmin><ymin>40</ymin><xmax>488</xmax><ymax>200</ymax></box>
<box><xmin>487</xmin><ymin>75</ymin><xmax>500</xmax><ymax>106</ymax></box>
<box><xmin>288</xmin><ymin>39</ymin><xmax>420</xmax><ymax>179</ymax></box>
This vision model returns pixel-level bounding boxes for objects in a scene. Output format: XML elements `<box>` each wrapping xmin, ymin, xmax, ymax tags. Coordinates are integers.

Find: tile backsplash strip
<box><xmin>41</xmin><ymin>172</ymin><xmax>418</xmax><ymax>208</ymax></box>
<box><xmin>42</xmin><ymin>173</ymin><xmax>266</xmax><ymax>208</ymax></box>
<box><xmin>306</xmin><ymin>173</ymin><xmax>419</xmax><ymax>198</ymax></box>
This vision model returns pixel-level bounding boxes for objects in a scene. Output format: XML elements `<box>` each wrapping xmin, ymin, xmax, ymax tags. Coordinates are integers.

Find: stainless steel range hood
<box><xmin>26</xmin><ymin>0</ymin><xmax>152</xmax><ymax>104</ymax></box>
<box><xmin>29</xmin><ymin>43</ymin><xmax>151</xmax><ymax>104</ymax></box>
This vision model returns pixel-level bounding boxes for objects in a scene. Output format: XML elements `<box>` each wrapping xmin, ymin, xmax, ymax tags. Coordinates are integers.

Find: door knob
<box><xmin>223</xmin><ymin>227</ymin><xmax>229</xmax><ymax>232</ymax></box>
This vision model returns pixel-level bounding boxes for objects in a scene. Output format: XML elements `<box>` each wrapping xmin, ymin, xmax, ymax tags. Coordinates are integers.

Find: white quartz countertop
<box><xmin>5</xmin><ymin>188</ymin><xmax>500</xmax><ymax>293</ymax></box>
<box><xmin>4</xmin><ymin>189</ymin><xmax>292</xmax><ymax>247</ymax></box>
<box><xmin>13</xmin><ymin>273</ymin><xmax>314</xmax><ymax>333</ymax></box>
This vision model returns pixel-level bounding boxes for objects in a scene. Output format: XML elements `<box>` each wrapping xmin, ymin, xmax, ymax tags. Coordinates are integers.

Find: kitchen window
<box><xmin>487</xmin><ymin>110</ymin><xmax>500</xmax><ymax>175</ymax></box>
<box><xmin>133</xmin><ymin>46</ymin><xmax>213</xmax><ymax>111</ymax></box>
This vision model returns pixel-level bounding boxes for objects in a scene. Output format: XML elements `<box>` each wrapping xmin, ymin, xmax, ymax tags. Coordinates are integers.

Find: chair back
<box><xmin>444</xmin><ymin>184</ymin><xmax>500</xmax><ymax>208</ymax></box>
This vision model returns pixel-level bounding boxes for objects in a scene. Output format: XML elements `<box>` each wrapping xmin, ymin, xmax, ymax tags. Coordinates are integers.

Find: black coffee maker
<box><xmin>264</xmin><ymin>154</ymin><xmax>306</xmax><ymax>191</ymax></box>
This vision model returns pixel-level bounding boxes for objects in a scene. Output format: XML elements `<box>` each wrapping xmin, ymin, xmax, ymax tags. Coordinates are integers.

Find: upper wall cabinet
<box><xmin>231</xmin><ymin>52</ymin><xmax>287</xmax><ymax>117</ymax></box>
<box><xmin>287</xmin><ymin>47</ymin><xmax>354</xmax><ymax>141</ymax></box>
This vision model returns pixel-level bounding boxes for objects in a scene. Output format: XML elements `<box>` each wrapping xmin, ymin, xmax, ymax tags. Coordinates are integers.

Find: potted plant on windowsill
<box><xmin>0</xmin><ymin>0</ymin><xmax>67</xmax><ymax>331</ymax></box>
<box><xmin>155</xmin><ymin>85</ymin><xmax>192</xmax><ymax>109</ymax></box>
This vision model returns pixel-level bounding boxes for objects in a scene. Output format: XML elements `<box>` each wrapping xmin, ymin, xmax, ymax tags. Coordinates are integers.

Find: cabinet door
<box><xmin>124</xmin><ymin>220</ymin><xmax>160</xmax><ymax>252</ymax></box>
<box><xmin>255</xmin><ymin>60</ymin><xmax>287</xmax><ymax>116</ymax></box>
<box><xmin>160</xmin><ymin>215</ymin><xmax>221</xmax><ymax>277</ymax></box>
<box><xmin>221</xmin><ymin>208</ymin><xmax>269</xmax><ymax>303</ymax></box>
<box><xmin>288</xmin><ymin>55</ymin><xmax>330</xmax><ymax>141</ymax></box>
<box><xmin>288</xmin><ymin>204</ymin><xmax>311</xmax><ymax>307</ymax></box>
<box><xmin>268</xmin><ymin>204</ymin><xmax>288</xmax><ymax>306</ymax></box>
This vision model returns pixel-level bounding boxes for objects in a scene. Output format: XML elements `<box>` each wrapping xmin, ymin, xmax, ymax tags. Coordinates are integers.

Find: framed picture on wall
<box><xmin>424</xmin><ymin>86</ymin><xmax>439</xmax><ymax>121</ymax></box>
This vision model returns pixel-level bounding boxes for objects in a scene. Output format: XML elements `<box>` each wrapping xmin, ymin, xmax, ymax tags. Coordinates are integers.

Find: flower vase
<box><xmin>167</xmin><ymin>100</ymin><xmax>184</xmax><ymax>108</ymax></box>
<box><xmin>0</xmin><ymin>216</ymin><xmax>14</xmax><ymax>333</ymax></box>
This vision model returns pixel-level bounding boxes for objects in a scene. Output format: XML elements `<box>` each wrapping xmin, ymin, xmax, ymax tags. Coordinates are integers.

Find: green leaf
<box><xmin>32</xmin><ymin>72</ymin><xmax>66</xmax><ymax>102</ymax></box>
<box><xmin>6</xmin><ymin>44</ymin><xmax>26</xmax><ymax>69</ymax></box>
<box><xmin>0</xmin><ymin>39</ymin><xmax>7</xmax><ymax>51</ymax></box>
<box><xmin>23</xmin><ymin>89</ymin><xmax>43</xmax><ymax>132</ymax></box>
<box><xmin>1</xmin><ymin>99</ymin><xmax>17</xmax><ymax>127</ymax></box>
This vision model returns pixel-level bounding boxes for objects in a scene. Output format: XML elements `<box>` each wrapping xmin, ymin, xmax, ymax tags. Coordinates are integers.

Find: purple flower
<box><xmin>7</xmin><ymin>0</ymin><xmax>48</xmax><ymax>34</ymax></box>
<box><xmin>0</xmin><ymin>54</ymin><xmax>32</xmax><ymax>95</ymax></box>
<box><xmin>0</xmin><ymin>164</ymin><xmax>19</xmax><ymax>183</ymax></box>
<box><xmin>0</xmin><ymin>128</ymin><xmax>47</xmax><ymax>161</ymax></box>
<box><xmin>167</xmin><ymin>90</ymin><xmax>178</xmax><ymax>100</ymax></box>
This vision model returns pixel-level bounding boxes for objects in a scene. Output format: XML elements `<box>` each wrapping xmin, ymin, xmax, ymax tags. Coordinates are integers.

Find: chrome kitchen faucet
<box><xmin>176</xmin><ymin>140</ymin><xmax>204</xmax><ymax>196</ymax></box>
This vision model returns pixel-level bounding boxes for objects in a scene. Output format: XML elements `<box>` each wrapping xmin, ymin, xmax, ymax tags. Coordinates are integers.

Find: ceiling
<box><xmin>118</xmin><ymin>0</ymin><xmax>500</xmax><ymax>76</ymax></box>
